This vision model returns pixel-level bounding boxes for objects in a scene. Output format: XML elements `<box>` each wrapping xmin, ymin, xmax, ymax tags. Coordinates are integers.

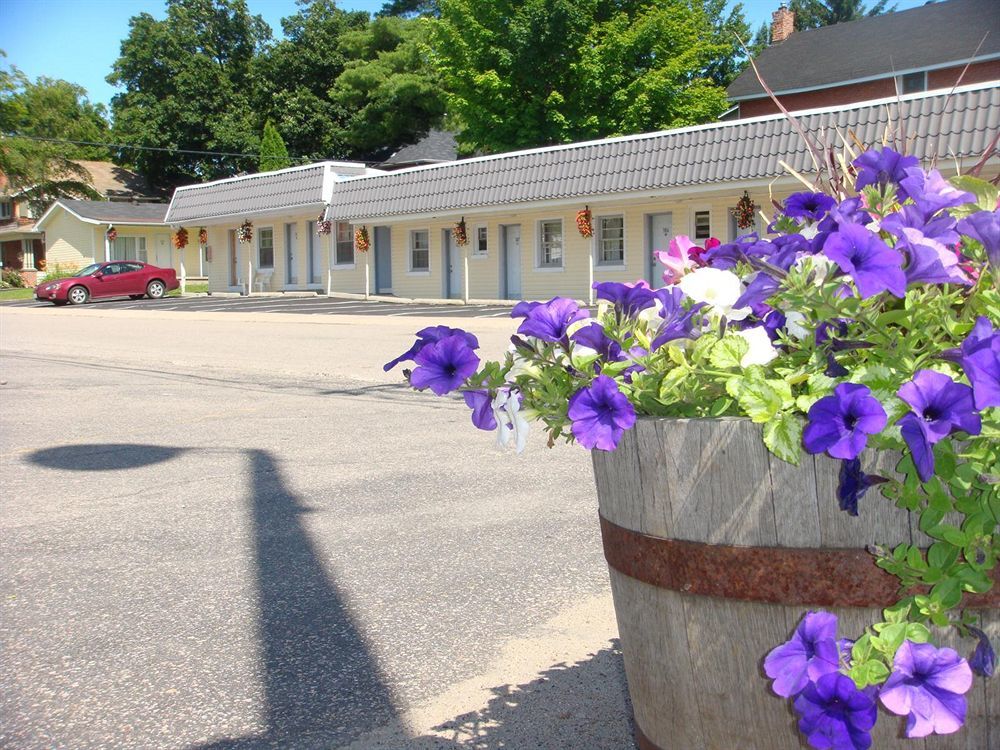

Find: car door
<box><xmin>91</xmin><ymin>263</ymin><xmax>126</xmax><ymax>298</ymax></box>
<box><xmin>116</xmin><ymin>262</ymin><xmax>146</xmax><ymax>296</ymax></box>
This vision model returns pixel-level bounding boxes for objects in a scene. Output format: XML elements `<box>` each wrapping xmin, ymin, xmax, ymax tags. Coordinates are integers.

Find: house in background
<box><xmin>727</xmin><ymin>0</ymin><xmax>1000</xmax><ymax>118</ymax></box>
<box><xmin>33</xmin><ymin>199</ymin><xmax>203</xmax><ymax>281</ymax></box>
<box><xmin>164</xmin><ymin>83</ymin><xmax>998</xmax><ymax>303</ymax></box>
<box><xmin>375</xmin><ymin>130</ymin><xmax>459</xmax><ymax>171</ymax></box>
<box><xmin>0</xmin><ymin>160</ymin><xmax>166</xmax><ymax>285</ymax></box>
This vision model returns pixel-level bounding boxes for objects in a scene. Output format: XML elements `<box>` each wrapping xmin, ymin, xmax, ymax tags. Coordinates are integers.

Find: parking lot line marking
<box><xmin>386</xmin><ymin>306</ymin><xmax>457</xmax><ymax>316</ymax></box>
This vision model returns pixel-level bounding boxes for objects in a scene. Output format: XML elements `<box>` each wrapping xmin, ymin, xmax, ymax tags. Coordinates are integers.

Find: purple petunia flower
<box><xmin>566</xmin><ymin>375</ymin><xmax>636</xmax><ymax>451</ymax></box>
<box><xmin>593</xmin><ymin>280</ymin><xmax>656</xmax><ymax>318</ymax></box>
<box><xmin>463</xmin><ymin>390</ymin><xmax>497</xmax><ymax>431</ymax></box>
<box><xmin>822</xmin><ymin>197</ymin><xmax>874</xmax><ymax>231</ymax></box>
<box><xmin>784</xmin><ymin>192</ymin><xmax>837</xmax><ymax>222</ymax></box>
<box><xmin>897</xmin><ymin>370</ymin><xmax>982</xmax><ymax>482</ymax></box>
<box><xmin>513</xmin><ymin>297</ymin><xmax>589</xmax><ymax>343</ymax></box>
<box><xmin>764</xmin><ymin>611</ymin><xmax>841</xmax><ymax>699</ymax></box>
<box><xmin>571</xmin><ymin>322</ymin><xmax>625</xmax><ymax>363</ymax></box>
<box><xmin>957</xmin><ymin>317</ymin><xmax>1000</xmax><ymax>410</ymax></box>
<box><xmin>384</xmin><ymin>325</ymin><xmax>479</xmax><ymax>372</ymax></box>
<box><xmin>409</xmin><ymin>334</ymin><xmax>480</xmax><ymax>396</ymax></box>
<box><xmin>879</xmin><ymin>641</ymin><xmax>973</xmax><ymax>738</ymax></box>
<box><xmin>968</xmin><ymin>626</ymin><xmax>996</xmax><ymax>678</ymax></box>
<box><xmin>734</xmin><ymin>272</ymin><xmax>780</xmax><ymax>317</ymax></box>
<box><xmin>823</xmin><ymin>224</ymin><xmax>906</xmax><ymax>299</ymax></box>
<box><xmin>893</xmin><ymin>227</ymin><xmax>970</xmax><ymax>286</ymax></box>
<box><xmin>837</xmin><ymin>458</ymin><xmax>887</xmax><ymax>516</ymax></box>
<box><xmin>793</xmin><ymin>673</ymin><xmax>878</xmax><ymax>750</ymax></box>
<box><xmin>853</xmin><ymin>147</ymin><xmax>919</xmax><ymax>198</ymax></box>
<box><xmin>882</xmin><ymin>204</ymin><xmax>960</xmax><ymax>247</ymax></box>
<box><xmin>899</xmin><ymin>167</ymin><xmax>976</xmax><ymax>219</ymax></box>
<box><xmin>803</xmin><ymin>384</ymin><xmax>887</xmax><ymax>460</ymax></box>
<box><xmin>650</xmin><ymin>287</ymin><xmax>702</xmax><ymax>350</ymax></box>
<box><xmin>958</xmin><ymin>209</ymin><xmax>1000</xmax><ymax>271</ymax></box>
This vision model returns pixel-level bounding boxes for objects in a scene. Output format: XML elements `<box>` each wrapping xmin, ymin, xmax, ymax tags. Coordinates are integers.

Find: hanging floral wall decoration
<box><xmin>317</xmin><ymin>210</ymin><xmax>332</xmax><ymax>236</ymax></box>
<box><xmin>453</xmin><ymin>217</ymin><xmax>469</xmax><ymax>246</ymax></box>
<box><xmin>237</xmin><ymin>219</ymin><xmax>253</xmax><ymax>244</ymax></box>
<box><xmin>355</xmin><ymin>225</ymin><xmax>370</xmax><ymax>252</ymax></box>
<box><xmin>172</xmin><ymin>227</ymin><xmax>189</xmax><ymax>249</ymax></box>
<box><xmin>198</xmin><ymin>228</ymin><xmax>208</xmax><ymax>246</ymax></box>
<box><xmin>734</xmin><ymin>190</ymin><xmax>757</xmax><ymax>230</ymax></box>
<box><xmin>576</xmin><ymin>207</ymin><xmax>593</xmax><ymax>238</ymax></box>
<box><xmin>106</xmin><ymin>227</ymin><xmax>118</xmax><ymax>242</ymax></box>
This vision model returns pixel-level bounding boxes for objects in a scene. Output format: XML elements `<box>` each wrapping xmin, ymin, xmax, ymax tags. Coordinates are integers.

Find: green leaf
<box><xmin>727</xmin><ymin>374</ymin><xmax>784</xmax><ymax>423</ymax></box>
<box><xmin>709</xmin><ymin>334</ymin><xmax>748</xmax><ymax>370</ymax></box>
<box><xmin>931</xmin><ymin>577</ymin><xmax>963</xmax><ymax>609</ymax></box>
<box><xmin>940</xmin><ymin>526</ymin><xmax>968</xmax><ymax>547</ymax></box>
<box><xmin>763</xmin><ymin>412</ymin><xmax>803</xmax><ymax>465</ymax></box>
<box><xmin>950</xmin><ymin>175</ymin><xmax>1000</xmax><ymax>214</ymax></box>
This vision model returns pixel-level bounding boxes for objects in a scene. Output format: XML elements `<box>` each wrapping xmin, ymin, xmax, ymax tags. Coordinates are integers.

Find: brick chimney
<box><xmin>771</xmin><ymin>3</ymin><xmax>795</xmax><ymax>44</ymax></box>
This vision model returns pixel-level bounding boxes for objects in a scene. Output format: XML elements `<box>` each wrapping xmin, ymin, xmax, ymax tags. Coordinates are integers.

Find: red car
<box><xmin>35</xmin><ymin>261</ymin><xmax>180</xmax><ymax>305</ymax></box>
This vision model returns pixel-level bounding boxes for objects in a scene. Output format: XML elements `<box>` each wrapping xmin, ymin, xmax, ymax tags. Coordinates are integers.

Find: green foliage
<box><xmin>430</xmin><ymin>0</ymin><xmax>739</xmax><ymax>155</ymax></box>
<box><xmin>107</xmin><ymin>0</ymin><xmax>271</xmax><ymax>189</ymax></box>
<box><xmin>41</xmin><ymin>263</ymin><xmax>82</xmax><ymax>281</ymax></box>
<box><xmin>0</xmin><ymin>53</ymin><xmax>104</xmax><ymax>214</ymax></box>
<box><xmin>258</xmin><ymin>119</ymin><xmax>290</xmax><ymax>171</ymax></box>
<box><xmin>1</xmin><ymin>269</ymin><xmax>25</xmax><ymax>288</ymax></box>
<box><xmin>378</xmin><ymin>0</ymin><xmax>439</xmax><ymax>16</ymax></box>
<box><xmin>789</xmin><ymin>0</ymin><xmax>897</xmax><ymax>30</ymax></box>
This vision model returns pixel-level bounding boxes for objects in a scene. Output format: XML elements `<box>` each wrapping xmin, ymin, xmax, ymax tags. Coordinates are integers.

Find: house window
<box><xmin>410</xmin><ymin>229</ymin><xmax>429</xmax><ymax>271</ymax></box>
<box><xmin>694</xmin><ymin>211</ymin><xmax>711</xmax><ymax>241</ymax></box>
<box><xmin>335</xmin><ymin>221</ymin><xmax>354</xmax><ymax>266</ymax></box>
<box><xmin>473</xmin><ymin>226</ymin><xmax>488</xmax><ymax>257</ymax></box>
<box><xmin>597</xmin><ymin>216</ymin><xmax>625</xmax><ymax>266</ymax></box>
<box><xmin>258</xmin><ymin>227</ymin><xmax>274</xmax><ymax>268</ymax></box>
<box><xmin>538</xmin><ymin>219</ymin><xmax>563</xmax><ymax>268</ymax></box>
<box><xmin>0</xmin><ymin>201</ymin><xmax>11</xmax><ymax>220</ymax></box>
<box><xmin>111</xmin><ymin>236</ymin><xmax>147</xmax><ymax>262</ymax></box>
<box><xmin>898</xmin><ymin>71</ymin><xmax>927</xmax><ymax>95</ymax></box>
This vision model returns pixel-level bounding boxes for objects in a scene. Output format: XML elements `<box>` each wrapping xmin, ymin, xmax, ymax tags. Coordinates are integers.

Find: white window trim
<box><xmin>691</xmin><ymin>209</ymin><xmax>712</xmax><ymax>243</ymax></box>
<box><xmin>257</xmin><ymin>226</ymin><xmax>275</xmax><ymax>269</ymax></box>
<box><xmin>408</xmin><ymin>228</ymin><xmax>431</xmax><ymax>275</ymax></box>
<box><xmin>535</xmin><ymin>218</ymin><xmax>564</xmax><ymax>271</ymax></box>
<box><xmin>0</xmin><ymin>200</ymin><xmax>11</xmax><ymax>220</ymax></box>
<box><xmin>332</xmin><ymin>221</ymin><xmax>355</xmax><ymax>269</ymax></box>
<box><xmin>594</xmin><ymin>213</ymin><xmax>626</xmax><ymax>268</ymax></box>
<box><xmin>471</xmin><ymin>224</ymin><xmax>489</xmax><ymax>259</ymax></box>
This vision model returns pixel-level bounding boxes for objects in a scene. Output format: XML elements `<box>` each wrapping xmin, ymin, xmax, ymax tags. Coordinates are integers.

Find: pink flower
<box><xmin>654</xmin><ymin>235</ymin><xmax>713</xmax><ymax>284</ymax></box>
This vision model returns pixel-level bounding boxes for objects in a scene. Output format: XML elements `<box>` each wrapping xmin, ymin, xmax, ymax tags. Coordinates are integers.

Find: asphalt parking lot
<box><xmin>0</xmin><ymin>305</ymin><xmax>630</xmax><ymax>750</ymax></box>
<box><xmin>3</xmin><ymin>294</ymin><xmax>535</xmax><ymax>319</ymax></box>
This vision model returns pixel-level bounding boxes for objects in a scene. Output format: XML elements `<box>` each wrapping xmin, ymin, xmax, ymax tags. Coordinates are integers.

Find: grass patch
<box><xmin>0</xmin><ymin>287</ymin><xmax>36</xmax><ymax>300</ymax></box>
<box><xmin>168</xmin><ymin>282</ymin><xmax>209</xmax><ymax>297</ymax></box>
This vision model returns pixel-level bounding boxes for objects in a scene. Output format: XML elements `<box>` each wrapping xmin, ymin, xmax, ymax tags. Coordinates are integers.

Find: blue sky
<box><xmin>1</xmin><ymin>0</ymin><xmax>927</xmax><ymax>111</ymax></box>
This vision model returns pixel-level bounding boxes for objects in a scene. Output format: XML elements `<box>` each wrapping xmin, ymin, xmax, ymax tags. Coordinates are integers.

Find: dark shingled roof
<box><xmin>727</xmin><ymin>0</ymin><xmax>1000</xmax><ymax>100</ymax></box>
<box><xmin>57</xmin><ymin>199</ymin><xmax>168</xmax><ymax>223</ymax></box>
<box><xmin>379</xmin><ymin>130</ymin><xmax>458</xmax><ymax>168</ymax></box>
<box><xmin>327</xmin><ymin>84</ymin><xmax>999</xmax><ymax>222</ymax></box>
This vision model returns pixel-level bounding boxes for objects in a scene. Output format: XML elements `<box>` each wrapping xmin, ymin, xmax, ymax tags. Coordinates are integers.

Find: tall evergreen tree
<box><xmin>789</xmin><ymin>0</ymin><xmax>896</xmax><ymax>30</ymax></box>
<box><xmin>258</xmin><ymin>119</ymin><xmax>291</xmax><ymax>171</ymax></box>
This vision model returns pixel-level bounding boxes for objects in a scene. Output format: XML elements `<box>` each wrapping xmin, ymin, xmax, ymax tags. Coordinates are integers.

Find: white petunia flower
<box><xmin>784</xmin><ymin>311</ymin><xmax>809</xmax><ymax>340</ymax></box>
<box><xmin>736</xmin><ymin>326</ymin><xmax>779</xmax><ymax>367</ymax></box>
<box><xmin>677</xmin><ymin>267</ymin><xmax>751</xmax><ymax>321</ymax></box>
<box><xmin>793</xmin><ymin>254</ymin><xmax>836</xmax><ymax>286</ymax></box>
<box><xmin>492</xmin><ymin>388</ymin><xmax>530</xmax><ymax>453</ymax></box>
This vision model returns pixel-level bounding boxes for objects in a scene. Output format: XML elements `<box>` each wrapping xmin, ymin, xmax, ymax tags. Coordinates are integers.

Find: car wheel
<box><xmin>146</xmin><ymin>280</ymin><xmax>166</xmax><ymax>299</ymax></box>
<box><xmin>129</xmin><ymin>294</ymin><xmax>144</xmax><ymax>300</ymax></box>
<box><xmin>67</xmin><ymin>285</ymin><xmax>89</xmax><ymax>305</ymax></box>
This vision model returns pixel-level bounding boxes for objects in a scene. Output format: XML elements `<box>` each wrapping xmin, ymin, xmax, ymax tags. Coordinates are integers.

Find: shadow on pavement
<box><xmin>194</xmin><ymin>448</ymin><xmax>398</xmax><ymax>749</ymax></box>
<box><xmin>28</xmin><ymin>443</ymin><xmax>185</xmax><ymax>471</ymax></box>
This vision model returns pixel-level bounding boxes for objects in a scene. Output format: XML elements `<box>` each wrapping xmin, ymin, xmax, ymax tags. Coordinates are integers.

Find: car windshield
<box><xmin>75</xmin><ymin>264</ymin><xmax>103</xmax><ymax>277</ymax></box>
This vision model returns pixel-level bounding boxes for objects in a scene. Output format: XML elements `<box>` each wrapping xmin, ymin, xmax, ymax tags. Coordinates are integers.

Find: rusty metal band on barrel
<box><xmin>600</xmin><ymin>515</ymin><xmax>999</xmax><ymax>609</ymax></box>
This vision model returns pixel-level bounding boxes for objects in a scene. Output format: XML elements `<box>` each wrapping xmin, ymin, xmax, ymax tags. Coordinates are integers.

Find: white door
<box><xmin>647</xmin><ymin>213</ymin><xmax>673</xmax><ymax>287</ymax></box>
<box><xmin>156</xmin><ymin>236</ymin><xmax>171</xmax><ymax>269</ymax></box>
<box><xmin>285</xmin><ymin>223</ymin><xmax>297</xmax><ymax>285</ymax></box>
<box><xmin>444</xmin><ymin>230</ymin><xmax>462</xmax><ymax>299</ymax></box>
<box><xmin>502</xmin><ymin>225</ymin><xmax>521</xmax><ymax>299</ymax></box>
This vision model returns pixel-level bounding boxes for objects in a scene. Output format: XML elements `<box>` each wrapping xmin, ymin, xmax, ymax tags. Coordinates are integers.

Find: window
<box><xmin>538</xmin><ymin>219</ymin><xmax>563</xmax><ymax>268</ymax></box>
<box><xmin>0</xmin><ymin>201</ymin><xmax>11</xmax><ymax>220</ymax></box>
<box><xmin>596</xmin><ymin>216</ymin><xmax>625</xmax><ymax>266</ymax></box>
<box><xmin>694</xmin><ymin>211</ymin><xmax>711</xmax><ymax>242</ymax></box>
<box><xmin>410</xmin><ymin>229</ymin><xmax>429</xmax><ymax>271</ymax></box>
<box><xmin>111</xmin><ymin>236</ymin><xmax>147</xmax><ymax>262</ymax></box>
<box><xmin>898</xmin><ymin>71</ymin><xmax>927</xmax><ymax>95</ymax></box>
<box><xmin>122</xmin><ymin>262</ymin><xmax>144</xmax><ymax>272</ymax></box>
<box><xmin>258</xmin><ymin>227</ymin><xmax>274</xmax><ymax>268</ymax></box>
<box><xmin>21</xmin><ymin>239</ymin><xmax>35</xmax><ymax>269</ymax></box>
<box><xmin>335</xmin><ymin>221</ymin><xmax>354</xmax><ymax>266</ymax></box>
<box><xmin>473</xmin><ymin>225</ymin><xmax>488</xmax><ymax>257</ymax></box>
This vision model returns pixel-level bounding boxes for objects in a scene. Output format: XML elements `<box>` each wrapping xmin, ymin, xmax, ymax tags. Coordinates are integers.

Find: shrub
<box><xmin>41</xmin><ymin>263</ymin><xmax>80</xmax><ymax>281</ymax></box>
<box><xmin>1</xmin><ymin>269</ymin><xmax>25</xmax><ymax>288</ymax></box>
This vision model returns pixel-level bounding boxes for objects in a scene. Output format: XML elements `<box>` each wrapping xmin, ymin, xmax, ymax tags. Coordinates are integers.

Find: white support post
<box><xmin>247</xmin><ymin>258</ymin><xmax>252</xmax><ymax>296</ymax></box>
<box><xmin>179</xmin><ymin>257</ymin><xmax>187</xmax><ymax>295</ymax></box>
<box><xmin>588</xmin><ymin>246</ymin><xmax>595</xmax><ymax>305</ymax></box>
<box><xmin>364</xmin><ymin>257</ymin><xmax>370</xmax><ymax>300</ymax></box>
<box><xmin>105</xmin><ymin>224</ymin><xmax>112</xmax><ymax>262</ymax></box>
<box><xmin>463</xmin><ymin>250</ymin><xmax>470</xmax><ymax>304</ymax></box>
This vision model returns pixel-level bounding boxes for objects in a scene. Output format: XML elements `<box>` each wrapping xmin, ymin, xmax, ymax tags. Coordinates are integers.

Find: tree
<box><xmin>431</xmin><ymin>0</ymin><xmax>741</xmax><ymax>155</ymax></box>
<box><xmin>329</xmin><ymin>16</ymin><xmax>446</xmax><ymax>157</ymax></box>
<box><xmin>378</xmin><ymin>0</ymin><xmax>439</xmax><ymax>16</ymax></box>
<box><xmin>789</xmin><ymin>0</ymin><xmax>896</xmax><ymax>30</ymax></box>
<box><xmin>108</xmin><ymin>0</ymin><xmax>271</xmax><ymax>190</ymax></box>
<box><xmin>258</xmin><ymin>119</ymin><xmax>291</xmax><ymax>171</ymax></box>
<box><xmin>0</xmin><ymin>53</ymin><xmax>103</xmax><ymax>215</ymax></box>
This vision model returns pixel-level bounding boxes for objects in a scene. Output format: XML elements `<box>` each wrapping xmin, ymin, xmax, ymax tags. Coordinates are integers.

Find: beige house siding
<box><xmin>43</xmin><ymin>209</ymin><xmax>97</xmax><ymax>270</ymax></box>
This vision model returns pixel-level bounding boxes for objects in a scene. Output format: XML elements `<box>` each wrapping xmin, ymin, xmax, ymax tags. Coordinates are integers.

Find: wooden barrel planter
<box><xmin>591</xmin><ymin>417</ymin><xmax>999</xmax><ymax>750</ymax></box>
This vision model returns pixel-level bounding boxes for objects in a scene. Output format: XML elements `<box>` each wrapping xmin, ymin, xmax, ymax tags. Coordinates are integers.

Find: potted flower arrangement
<box><xmin>106</xmin><ymin>226</ymin><xmax>118</xmax><ymax>243</ymax></box>
<box><xmin>317</xmin><ymin>209</ymin><xmax>332</xmax><ymax>236</ymax></box>
<box><xmin>355</xmin><ymin>225</ymin><xmax>370</xmax><ymax>253</ymax></box>
<box><xmin>453</xmin><ymin>218</ymin><xmax>469</xmax><ymax>246</ymax></box>
<box><xmin>387</xmin><ymin>146</ymin><xmax>998</xmax><ymax>749</ymax></box>
<box><xmin>172</xmin><ymin>227</ymin><xmax>189</xmax><ymax>250</ymax></box>
<box><xmin>198</xmin><ymin>227</ymin><xmax>208</xmax><ymax>246</ymax></box>
<box><xmin>576</xmin><ymin>206</ymin><xmax>594</xmax><ymax>238</ymax></box>
<box><xmin>237</xmin><ymin>219</ymin><xmax>253</xmax><ymax>244</ymax></box>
